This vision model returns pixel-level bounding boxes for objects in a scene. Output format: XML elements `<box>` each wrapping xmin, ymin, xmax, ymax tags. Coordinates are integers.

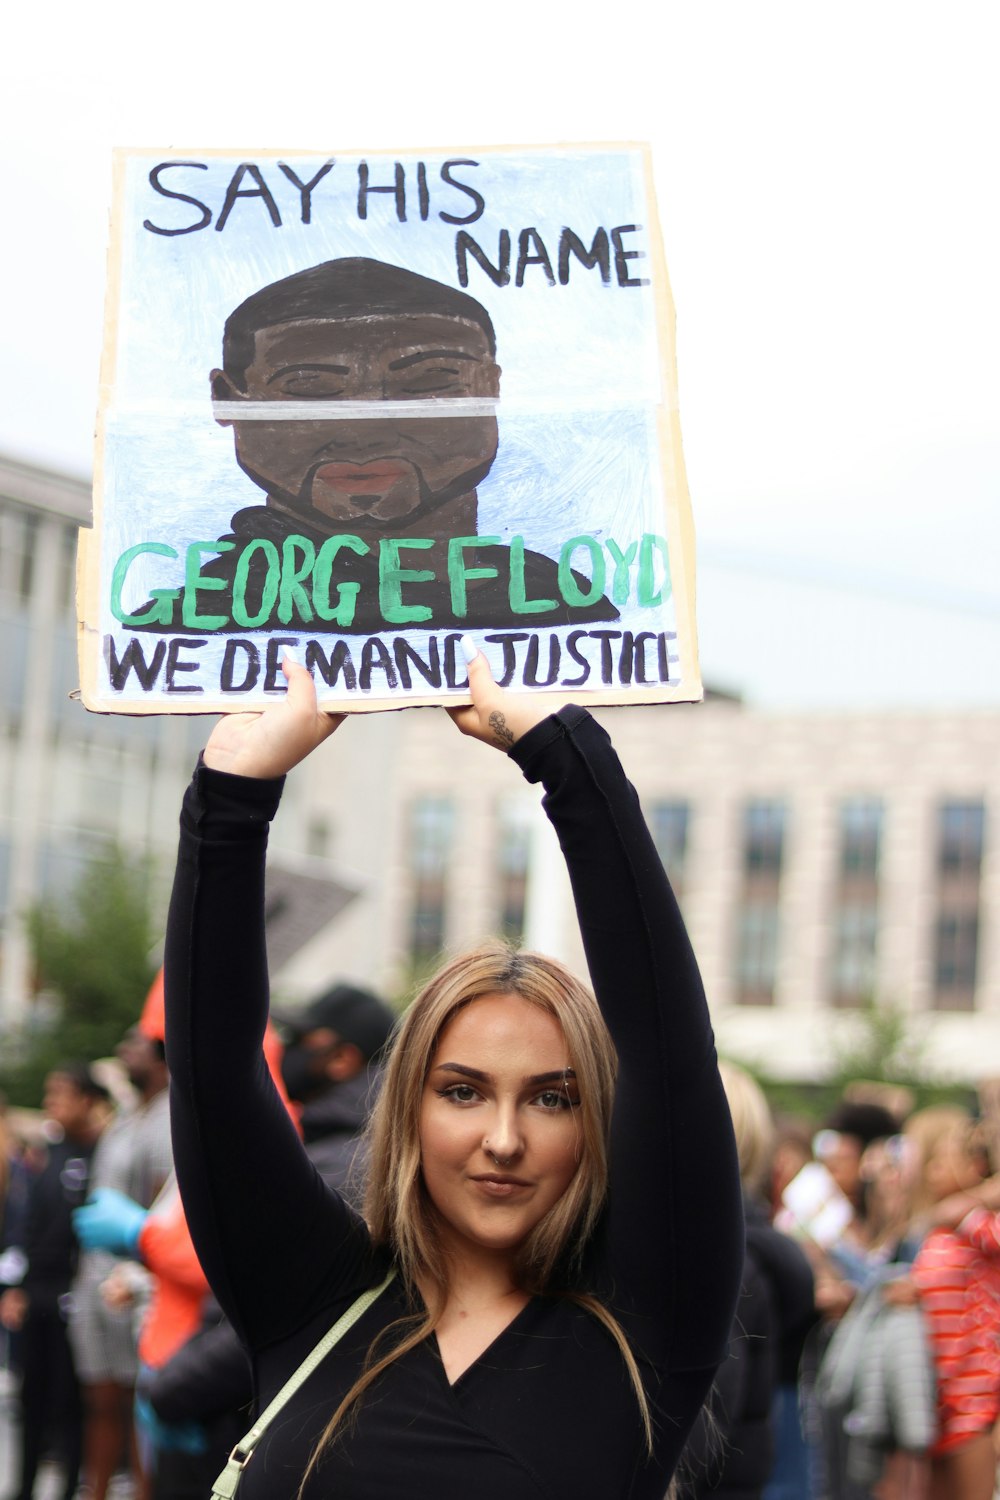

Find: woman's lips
<box><xmin>470</xmin><ymin>1175</ymin><xmax>531</xmax><ymax>1197</ymax></box>
<box><xmin>313</xmin><ymin>460</ymin><xmax>410</xmax><ymax>493</ymax></box>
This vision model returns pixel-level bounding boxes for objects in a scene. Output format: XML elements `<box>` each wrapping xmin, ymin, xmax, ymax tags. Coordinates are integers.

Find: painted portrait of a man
<box><xmin>147</xmin><ymin>256</ymin><xmax>617</xmax><ymax>633</ymax></box>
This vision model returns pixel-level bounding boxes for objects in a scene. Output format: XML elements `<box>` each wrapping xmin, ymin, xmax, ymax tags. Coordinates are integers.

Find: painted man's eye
<box><xmin>398</xmin><ymin>366</ymin><xmax>470</xmax><ymax>396</ymax></box>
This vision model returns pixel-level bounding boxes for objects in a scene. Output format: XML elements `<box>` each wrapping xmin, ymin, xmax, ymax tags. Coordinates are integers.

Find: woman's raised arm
<box><xmin>165</xmin><ymin>657</ymin><xmax>373</xmax><ymax>1353</ymax></box>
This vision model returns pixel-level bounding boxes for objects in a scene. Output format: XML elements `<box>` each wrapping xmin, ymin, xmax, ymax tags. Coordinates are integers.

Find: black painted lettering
<box><xmin>611</xmin><ymin>224</ymin><xmax>649</xmax><ymax>287</ymax></box>
<box><xmin>456</xmin><ymin>230</ymin><xmax>511</xmax><ymax>288</ymax></box>
<box><xmin>617</xmin><ymin>631</ymin><xmax>635</xmax><ymax>685</ymax></box>
<box><xmin>143</xmin><ymin>162</ymin><xmax>212</xmax><ymax>237</ymax></box>
<box><xmin>484</xmin><ymin>632</ymin><xmax>528</xmax><ymax>688</ymax></box>
<box><xmin>104</xmin><ymin>635</ymin><xmax>167</xmax><ymax>691</ymax></box>
<box><xmin>657</xmin><ymin>633</ymin><xmax>670</xmax><ymax>682</ymax></box>
<box><xmin>516</xmin><ymin>228</ymin><xmax>555</xmax><ymax>287</ymax></box>
<box><xmin>306</xmin><ymin>640</ymin><xmax>357</xmax><ymax>690</ymax></box>
<box><xmin>359</xmin><ymin>637</ymin><xmax>398</xmax><ymax>691</ymax></box>
<box><xmin>165</xmin><ymin>639</ymin><xmax>205</xmax><ymax>694</ymax></box>
<box><xmin>561</xmin><ymin>631</ymin><xmax>591</xmax><ymax>688</ymax></box>
<box><xmin>523</xmin><ymin>634</ymin><xmax>561</xmax><ymax>687</ymax></box>
<box><xmin>438</xmin><ymin>159</ymin><xmax>485</xmax><ymax>225</ymax></box>
<box><xmin>416</xmin><ymin>162</ymin><xmax>430</xmax><ymax>221</ymax></box>
<box><xmin>277</xmin><ymin>159</ymin><xmax>334</xmax><ymax>224</ymax></box>
<box><xmin>557</xmin><ymin>228</ymin><xmax>611</xmax><ymax>285</ymax></box>
<box><xmin>632</xmin><ymin>632</ymin><xmax>658</xmax><ymax>685</ymax></box>
<box><xmin>220</xmin><ymin>639</ymin><xmax>261</xmax><ymax>692</ymax></box>
<box><xmin>357</xmin><ymin>161</ymin><xmax>406</xmax><ymax>221</ymax></box>
<box><xmin>216</xmin><ymin>164</ymin><xmax>283</xmax><ymax>232</ymax></box>
<box><xmin>589</xmin><ymin>630</ymin><xmax>622</xmax><ymax>685</ymax></box>
<box><xmin>443</xmin><ymin>633</ymin><xmax>469</xmax><ymax>689</ymax></box>
<box><xmin>393</xmin><ymin>636</ymin><xmax>442</xmax><ymax>689</ymax></box>
<box><xmin>264</xmin><ymin>637</ymin><xmax>298</xmax><ymax>691</ymax></box>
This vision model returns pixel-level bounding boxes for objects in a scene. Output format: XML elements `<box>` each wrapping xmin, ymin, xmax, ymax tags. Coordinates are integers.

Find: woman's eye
<box><xmin>535</xmin><ymin>1090</ymin><xmax>571</xmax><ymax>1111</ymax></box>
<box><xmin>441</xmin><ymin>1084</ymin><xmax>479</xmax><ymax>1104</ymax></box>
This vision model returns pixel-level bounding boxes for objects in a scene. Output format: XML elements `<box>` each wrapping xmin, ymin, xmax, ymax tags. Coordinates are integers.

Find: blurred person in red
<box><xmin>882</xmin><ymin>1107</ymin><xmax>1000</xmax><ymax>1500</ymax></box>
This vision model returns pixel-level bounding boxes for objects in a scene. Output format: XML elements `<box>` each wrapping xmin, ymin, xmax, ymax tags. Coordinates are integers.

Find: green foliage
<box><xmin>0</xmin><ymin>847</ymin><xmax>157</xmax><ymax>1106</ymax></box>
<box><xmin>727</xmin><ymin>996</ymin><xmax>975</xmax><ymax>1126</ymax></box>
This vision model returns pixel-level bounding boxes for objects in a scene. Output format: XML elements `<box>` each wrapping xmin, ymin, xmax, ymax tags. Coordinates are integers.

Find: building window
<box><xmin>408</xmin><ymin>795</ymin><xmax>454</xmax><ymax>964</ymax></box>
<box><xmin>831</xmin><ymin>903</ymin><xmax>879</xmax><ymax>1003</ymax></box>
<box><xmin>649</xmin><ymin>801</ymin><xmax>689</xmax><ymax>893</ymax></box>
<box><xmin>935</xmin><ymin>913</ymin><xmax>979</xmax><ymax>993</ymax></box>
<box><xmin>938</xmin><ymin>802</ymin><xmax>985</xmax><ymax>877</ymax></box>
<box><xmin>829</xmin><ymin>799</ymin><xmax>883</xmax><ymax>1007</ymax></box>
<box><xmin>736</xmin><ymin>800</ymin><xmax>786</xmax><ymax>1004</ymax></box>
<box><xmin>736</xmin><ymin>901</ymin><xmax>780</xmax><ymax>1003</ymax></box>
<box><xmin>933</xmin><ymin>799</ymin><xmax>985</xmax><ymax>1010</ymax></box>
<box><xmin>743</xmin><ymin>801</ymin><xmax>785</xmax><ymax>875</ymax></box>
<box><xmin>495</xmin><ymin>797</ymin><xmax>532</xmax><ymax>942</ymax></box>
<box><xmin>840</xmin><ymin>798</ymin><xmax>882</xmax><ymax>877</ymax></box>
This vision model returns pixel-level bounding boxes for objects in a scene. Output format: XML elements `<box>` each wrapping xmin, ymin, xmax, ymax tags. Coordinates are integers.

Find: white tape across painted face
<box><xmin>211</xmin><ymin>398</ymin><xmax>501</xmax><ymax>421</ymax></box>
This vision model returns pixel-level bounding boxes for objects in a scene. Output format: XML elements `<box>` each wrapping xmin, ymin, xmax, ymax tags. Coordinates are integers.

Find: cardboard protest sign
<box><xmin>78</xmin><ymin>145</ymin><xmax>701</xmax><ymax>713</ymax></box>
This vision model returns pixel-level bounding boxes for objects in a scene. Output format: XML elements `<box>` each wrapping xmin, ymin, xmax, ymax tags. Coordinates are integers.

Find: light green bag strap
<box><xmin>210</xmin><ymin>1268</ymin><xmax>396</xmax><ymax>1500</ymax></box>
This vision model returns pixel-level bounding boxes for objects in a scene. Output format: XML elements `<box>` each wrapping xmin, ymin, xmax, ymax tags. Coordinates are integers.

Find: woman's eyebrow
<box><xmin>432</xmin><ymin>1063</ymin><xmax>577</xmax><ymax>1087</ymax></box>
<box><xmin>265</xmin><ymin>362</ymin><xmax>351</xmax><ymax>384</ymax></box>
<box><xmin>388</xmin><ymin>349</ymin><xmax>482</xmax><ymax>370</ymax></box>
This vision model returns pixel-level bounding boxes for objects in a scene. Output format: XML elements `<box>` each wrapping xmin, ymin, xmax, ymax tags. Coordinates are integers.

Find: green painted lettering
<box><xmin>557</xmin><ymin>535</ymin><xmax>605</xmax><ymax>607</ymax></box>
<box><xmin>638</xmin><ymin>534</ymin><xmax>671</xmax><ymax>607</ymax></box>
<box><xmin>183</xmin><ymin>541</ymin><xmax>235</xmax><ymax>629</ymax></box>
<box><xmin>313</xmin><ymin>535</ymin><xmax>369</xmax><ymax>626</ymax></box>
<box><xmin>508</xmin><ymin>536</ymin><xmax>556</xmax><ymax>615</ymax></box>
<box><xmin>605</xmin><ymin>538</ymin><xmax>638</xmax><ymax>605</ymax></box>
<box><xmin>378</xmin><ymin>538</ymin><xmax>434</xmax><ymax>625</ymax></box>
<box><xmin>232</xmin><ymin>539</ymin><xmax>280</xmax><ymax>629</ymax></box>
<box><xmin>447</xmin><ymin>535</ymin><xmax>500</xmax><ymax>617</ymax></box>
<box><xmin>278</xmin><ymin>535</ymin><xmax>315</xmax><ymax>625</ymax></box>
<box><xmin>110</xmin><ymin>542</ymin><xmax>179</xmax><ymax>627</ymax></box>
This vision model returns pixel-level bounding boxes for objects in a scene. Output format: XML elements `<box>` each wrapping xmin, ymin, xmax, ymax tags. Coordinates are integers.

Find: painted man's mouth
<box><xmin>312</xmin><ymin>460</ymin><xmax>412</xmax><ymax>494</ymax></box>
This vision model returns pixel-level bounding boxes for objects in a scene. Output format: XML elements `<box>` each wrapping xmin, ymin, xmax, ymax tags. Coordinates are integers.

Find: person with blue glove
<box><xmin>73</xmin><ymin>1188</ymin><xmax>147</xmax><ymax>1259</ymax></box>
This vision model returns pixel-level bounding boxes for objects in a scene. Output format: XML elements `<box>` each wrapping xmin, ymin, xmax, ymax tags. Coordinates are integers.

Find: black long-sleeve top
<box><xmin>165</xmin><ymin>707</ymin><xmax>743</xmax><ymax>1499</ymax></box>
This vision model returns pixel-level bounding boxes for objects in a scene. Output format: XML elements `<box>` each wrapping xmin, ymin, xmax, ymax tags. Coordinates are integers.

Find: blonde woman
<box><xmin>164</xmin><ymin>646</ymin><xmax>743</xmax><ymax>1499</ymax></box>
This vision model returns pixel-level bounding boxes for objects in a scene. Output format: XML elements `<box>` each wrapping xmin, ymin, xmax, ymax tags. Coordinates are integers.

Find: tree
<box><xmin>0</xmin><ymin>846</ymin><xmax>157</xmax><ymax>1105</ymax></box>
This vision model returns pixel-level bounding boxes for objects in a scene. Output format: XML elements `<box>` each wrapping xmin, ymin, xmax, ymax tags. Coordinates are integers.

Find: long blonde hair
<box><xmin>302</xmin><ymin>939</ymin><xmax>653</xmax><ymax>1487</ymax></box>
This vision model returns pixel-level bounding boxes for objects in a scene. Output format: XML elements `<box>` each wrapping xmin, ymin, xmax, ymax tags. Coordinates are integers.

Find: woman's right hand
<box><xmin>203</xmin><ymin>654</ymin><xmax>343</xmax><ymax>779</ymax></box>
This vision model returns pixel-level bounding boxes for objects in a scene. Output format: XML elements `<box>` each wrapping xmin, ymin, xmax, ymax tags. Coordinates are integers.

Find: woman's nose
<box><xmin>484</xmin><ymin>1111</ymin><xmax>523</xmax><ymax>1164</ymax></box>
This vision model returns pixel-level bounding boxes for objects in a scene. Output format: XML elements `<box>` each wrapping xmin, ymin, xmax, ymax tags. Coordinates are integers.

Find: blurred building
<box><xmin>1</xmin><ymin>452</ymin><xmax>997</xmax><ymax>1081</ymax></box>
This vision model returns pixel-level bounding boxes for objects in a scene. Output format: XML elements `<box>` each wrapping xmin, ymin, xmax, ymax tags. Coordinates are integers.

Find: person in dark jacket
<box><xmin>277</xmin><ymin>981</ymin><xmax>396</xmax><ymax>1199</ymax></box>
<box><xmin>0</xmin><ymin>1065</ymin><xmax>109</xmax><ymax>1500</ymax></box>
<box><xmin>684</xmin><ymin>1062</ymin><xmax>815</xmax><ymax>1500</ymax></box>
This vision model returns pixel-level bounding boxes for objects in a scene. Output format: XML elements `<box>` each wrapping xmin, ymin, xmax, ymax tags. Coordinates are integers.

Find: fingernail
<box><xmin>283</xmin><ymin>647</ymin><xmax>301</xmax><ymax>667</ymax></box>
<box><xmin>460</xmin><ymin>635</ymin><xmax>478</xmax><ymax>665</ymax></box>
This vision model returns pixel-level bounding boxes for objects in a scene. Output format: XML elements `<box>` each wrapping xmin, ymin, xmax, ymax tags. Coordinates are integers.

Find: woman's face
<box><xmin>419</xmin><ymin>992</ymin><xmax>582</xmax><ymax>1262</ymax></box>
<box><xmin>926</xmin><ymin>1127</ymin><xmax>984</xmax><ymax>1201</ymax></box>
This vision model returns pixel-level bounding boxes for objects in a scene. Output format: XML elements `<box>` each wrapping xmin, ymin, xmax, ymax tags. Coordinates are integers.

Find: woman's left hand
<box><xmin>447</xmin><ymin>636</ymin><xmax>556</xmax><ymax>751</ymax></box>
<box><xmin>203</xmin><ymin>654</ymin><xmax>343</xmax><ymax>779</ymax></box>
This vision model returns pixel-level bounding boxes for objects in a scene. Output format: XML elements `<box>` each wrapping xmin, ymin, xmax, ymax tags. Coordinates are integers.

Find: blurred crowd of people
<box><xmin>0</xmin><ymin>975</ymin><xmax>396</xmax><ymax>1500</ymax></box>
<box><xmin>3</xmin><ymin>976</ymin><xmax>1000</xmax><ymax>1500</ymax></box>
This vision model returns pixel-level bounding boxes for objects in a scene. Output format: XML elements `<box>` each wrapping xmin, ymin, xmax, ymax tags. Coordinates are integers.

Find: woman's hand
<box><xmin>447</xmin><ymin>636</ymin><xmax>557</xmax><ymax>750</ymax></box>
<box><xmin>203</xmin><ymin>654</ymin><xmax>343</xmax><ymax>779</ymax></box>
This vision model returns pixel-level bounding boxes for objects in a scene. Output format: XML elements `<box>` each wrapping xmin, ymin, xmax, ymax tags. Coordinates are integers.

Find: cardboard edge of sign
<box><xmin>76</xmin><ymin>141</ymin><xmax>704</xmax><ymax>717</ymax></box>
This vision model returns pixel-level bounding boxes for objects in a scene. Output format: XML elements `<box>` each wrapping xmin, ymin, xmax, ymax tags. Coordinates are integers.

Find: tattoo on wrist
<box><xmin>488</xmin><ymin>711</ymin><xmax>515</xmax><ymax>748</ymax></box>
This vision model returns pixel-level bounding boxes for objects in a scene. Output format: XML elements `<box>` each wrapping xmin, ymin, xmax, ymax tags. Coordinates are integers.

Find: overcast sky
<box><xmin>2</xmin><ymin>1</ymin><xmax>996</xmax><ymax>709</ymax></box>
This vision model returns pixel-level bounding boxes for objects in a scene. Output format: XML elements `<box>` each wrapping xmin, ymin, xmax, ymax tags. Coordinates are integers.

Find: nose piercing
<box><xmin>485</xmin><ymin>1141</ymin><xmax>513</xmax><ymax>1168</ymax></box>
